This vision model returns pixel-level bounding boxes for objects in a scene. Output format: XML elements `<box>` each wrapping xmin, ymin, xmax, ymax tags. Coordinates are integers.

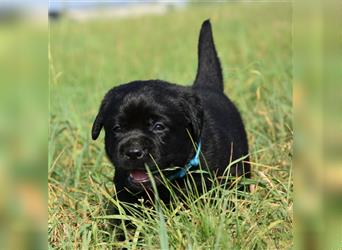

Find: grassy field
<box><xmin>49</xmin><ymin>4</ymin><xmax>292</xmax><ymax>249</ymax></box>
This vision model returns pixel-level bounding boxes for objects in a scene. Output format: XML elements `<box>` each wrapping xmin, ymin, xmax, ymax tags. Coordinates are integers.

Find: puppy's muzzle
<box><xmin>119</xmin><ymin>137</ymin><xmax>149</xmax><ymax>162</ymax></box>
<box><xmin>124</xmin><ymin>146</ymin><xmax>145</xmax><ymax>160</ymax></box>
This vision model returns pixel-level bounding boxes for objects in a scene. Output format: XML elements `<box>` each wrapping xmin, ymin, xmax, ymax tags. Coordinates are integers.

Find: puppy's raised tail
<box><xmin>193</xmin><ymin>19</ymin><xmax>223</xmax><ymax>92</ymax></box>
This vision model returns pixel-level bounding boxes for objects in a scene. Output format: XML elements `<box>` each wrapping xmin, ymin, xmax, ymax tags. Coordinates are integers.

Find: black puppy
<box><xmin>92</xmin><ymin>20</ymin><xmax>250</xmax><ymax>216</ymax></box>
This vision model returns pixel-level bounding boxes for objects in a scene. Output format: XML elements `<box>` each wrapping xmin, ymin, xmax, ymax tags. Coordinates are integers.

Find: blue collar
<box><xmin>169</xmin><ymin>141</ymin><xmax>202</xmax><ymax>180</ymax></box>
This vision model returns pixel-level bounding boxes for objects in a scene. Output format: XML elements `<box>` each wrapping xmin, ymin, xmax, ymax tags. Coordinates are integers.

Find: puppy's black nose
<box><xmin>125</xmin><ymin>148</ymin><xmax>144</xmax><ymax>160</ymax></box>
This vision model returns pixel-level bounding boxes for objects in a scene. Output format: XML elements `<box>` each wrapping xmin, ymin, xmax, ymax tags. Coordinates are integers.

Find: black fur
<box><xmin>92</xmin><ymin>19</ymin><xmax>250</xmax><ymax>226</ymax></box>
<box><xmin>194</xmin><ymin>20</ymin><xmax>223</xmax><ymax>92</ymax></box>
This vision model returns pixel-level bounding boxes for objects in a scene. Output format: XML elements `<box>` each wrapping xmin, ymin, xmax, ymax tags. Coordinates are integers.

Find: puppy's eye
<box><xmin>153</xmin><ymin>122</ymin><xmax>166</xmax><ymax>132</ymax></box>
<box><xmin>112</xmin><ymin>124</ymin><xmax>122</xmax><ymax>133</ymax></box>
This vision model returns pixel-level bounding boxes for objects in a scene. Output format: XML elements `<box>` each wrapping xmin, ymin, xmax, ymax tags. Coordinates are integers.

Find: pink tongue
<box><xmin>130</xmin><ymin>169</ymin><xmax>149</xmax><ymax>182</ymax></box>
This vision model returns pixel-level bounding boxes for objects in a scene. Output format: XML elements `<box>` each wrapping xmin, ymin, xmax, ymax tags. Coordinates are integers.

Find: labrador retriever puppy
<box><xmin>92</xmin><ymin>19</ymin><xmax>250</xmax><ymax>219</ymax></box>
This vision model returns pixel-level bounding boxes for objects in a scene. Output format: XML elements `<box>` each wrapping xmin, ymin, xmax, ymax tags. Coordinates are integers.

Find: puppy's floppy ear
<box><xmin>91</xmin><ymin>101</ymin><xmax>106</xmax><ymax>140</ymax></box>
<box><xmin>91</xmin><ymin>88</ymin><xmax>116</xmax><ymax>140</ymax></box>
<box><xmin>182</xmin><ymin>92</ymin><xmax>203</xmax><ymax>140</ymax></box>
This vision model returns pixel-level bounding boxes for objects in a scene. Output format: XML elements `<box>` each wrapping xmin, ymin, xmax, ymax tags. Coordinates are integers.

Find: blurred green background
<box><xmin>50</xmin><ymin>4</ymin><xmax>292</xmax><ymax>137</ymax></box>
<box><xmin>0</xmin><ymin>1</ymin><xmax>340</xmax><ymax>249</ymax></box>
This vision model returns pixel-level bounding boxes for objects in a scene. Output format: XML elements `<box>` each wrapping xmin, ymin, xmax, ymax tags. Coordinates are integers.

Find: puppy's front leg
<box><xmin>106</xmin><ymin>173</ymin><xmax>138</xmax><ymax>241</ymax></box>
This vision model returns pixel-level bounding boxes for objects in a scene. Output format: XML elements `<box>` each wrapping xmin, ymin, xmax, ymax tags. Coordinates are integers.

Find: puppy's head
<box><xmin>92</xmin><ymin>80</ymin><xmax>202</xmax><ymax>190</ymax></box>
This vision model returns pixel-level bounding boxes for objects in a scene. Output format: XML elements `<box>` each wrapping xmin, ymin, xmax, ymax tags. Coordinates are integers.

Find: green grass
<box><xmin>49</xmin><ymin>4</ymin><xmax>292</xmax><ymax>249</ymax></box>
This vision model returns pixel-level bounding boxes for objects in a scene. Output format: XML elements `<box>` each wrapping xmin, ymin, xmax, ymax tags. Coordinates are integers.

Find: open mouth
<box><xmin>128</xmin><ymin>166</ymin><xmax>182</xmax><ymax>185</ymax></box>
<box><xmin>129</xmin><ymin>169</ymin><xmax>150</xmax><ymax>183</ymax></box>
